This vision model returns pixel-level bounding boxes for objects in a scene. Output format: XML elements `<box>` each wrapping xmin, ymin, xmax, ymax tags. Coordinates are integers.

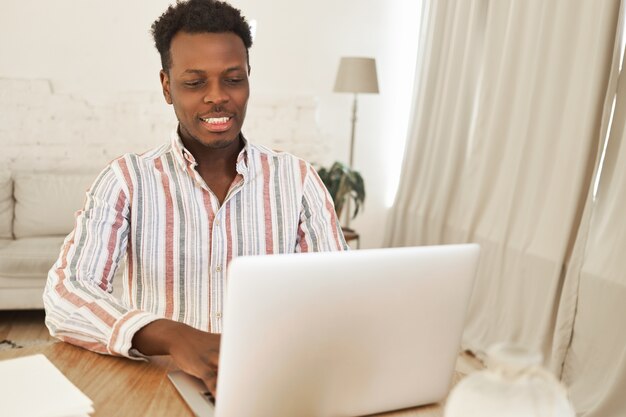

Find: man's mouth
<box><xmin>199</xmin><ymin>115</ymin><xmax>234</xmax><ymax>132</ymax></box>
<box><xmin>201</xmin><ymin>116</ymin><xmax>230</xmax><ymax>124</ymax></box>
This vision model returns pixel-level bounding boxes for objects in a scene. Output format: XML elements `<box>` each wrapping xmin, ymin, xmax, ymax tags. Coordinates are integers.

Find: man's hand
<box><xmin>132</xmin><ymin>319</ymin><xmax>221</xmax><ymax>395</ymax></box>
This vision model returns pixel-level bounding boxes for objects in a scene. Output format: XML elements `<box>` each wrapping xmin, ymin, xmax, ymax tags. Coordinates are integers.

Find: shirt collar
<box><xmin>236</xmin><ymin>136</ymin><xmax>251</xmax><ymax>178</ymax></box>
<box><xmin>170</xmin><ymin>128</ymin><xmax>251</xmax><ymax>178</ymax></box>
<box><xmin>171</xmin><ymin>129</ymin><xmax>195</xmax><ymax>169</ymax></box>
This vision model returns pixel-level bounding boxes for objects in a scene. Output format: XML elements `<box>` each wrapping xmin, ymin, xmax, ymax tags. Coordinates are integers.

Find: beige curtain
<box><xmin>385</xmin><ymin>0</ymin><xmax>620</xmax><ymax>363</ymax></box>
<box><xmin>549</xmin><ymin>9</ymin><xmax>626</xmax><ymax>414</ymax></box>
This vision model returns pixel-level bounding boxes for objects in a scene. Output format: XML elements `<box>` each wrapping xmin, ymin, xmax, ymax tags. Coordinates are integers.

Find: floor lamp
<box><xmin>333</xmin><ymin>57</ymin><xmax>379</xmax><ymax>227</ymax></box>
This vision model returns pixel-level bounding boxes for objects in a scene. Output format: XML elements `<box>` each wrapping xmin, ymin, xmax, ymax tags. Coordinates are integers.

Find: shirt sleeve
<box><xmin>295</xmin><ymin>164</ymin><xmax>349</xmax><ymax>252</ymax></box>
<box><xmin>43</xmin><ymin>164</ymin><xmax>161</xmax><ymax>359</ymax></box>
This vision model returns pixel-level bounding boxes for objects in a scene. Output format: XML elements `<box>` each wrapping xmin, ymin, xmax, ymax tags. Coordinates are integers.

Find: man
<box><xmin>44</xmin><ymin>0</ymin><xmax>347</xmax><ymax>395</ymax></box>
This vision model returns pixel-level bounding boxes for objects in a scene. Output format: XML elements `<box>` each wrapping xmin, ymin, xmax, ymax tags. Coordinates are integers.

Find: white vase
<box><xmin>444</xmin><ymin>344</ymin><xmax>575</xmax><ymax>417</ymax></box>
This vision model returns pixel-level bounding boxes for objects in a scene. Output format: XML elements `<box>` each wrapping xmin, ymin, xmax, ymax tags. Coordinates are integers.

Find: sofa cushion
<box><xmin>13</xmin><ymin>172</ymin><xmax>97</xmax><ymax>239</ymax></box>
<box><xmin>0</xmin><ymin>172</ymin><xmax>12</xmax><ymax>239</ymax></box>
<box><xmin>0</xmin><ymin>236</ymin><xmax>65</xmax><ymax>279</ymax></box>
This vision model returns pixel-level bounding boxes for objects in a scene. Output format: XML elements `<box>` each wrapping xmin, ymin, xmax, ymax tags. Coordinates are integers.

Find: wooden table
<box><xmin>0</xmin><ymin>342</ymin><xmax>455</xmax><ymax>416</ymax></box>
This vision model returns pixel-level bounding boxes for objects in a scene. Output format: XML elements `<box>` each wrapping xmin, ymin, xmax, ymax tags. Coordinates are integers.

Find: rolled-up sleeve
<box><xmin>43</xmin><ymin>164</ymin><xmax>160</xmax><ymax>358</ymax></box>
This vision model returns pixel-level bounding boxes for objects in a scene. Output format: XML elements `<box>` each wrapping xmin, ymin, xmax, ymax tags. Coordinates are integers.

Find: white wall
<box><xmin>0</xmin><ymin>0</ymin><xmax>419</xmax><ymax>248</ymax></box>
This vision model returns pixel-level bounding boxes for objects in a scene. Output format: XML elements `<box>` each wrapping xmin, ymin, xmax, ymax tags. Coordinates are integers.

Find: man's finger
<box><xmin>208</xmin><ymin>349</ymin><xmax>220</xmax><ymax>367</ymax></box>
<box><xmin>203</xmin><ymin>371</ymin><xmax>217</xmax><ymax>396</ymax></box>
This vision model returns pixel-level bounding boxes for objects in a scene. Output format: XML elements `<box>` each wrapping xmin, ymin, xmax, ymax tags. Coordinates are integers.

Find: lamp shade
<box><xmin>333</xmin><ymin>57</ymin><xmax>379</xmax><ymax>94</ymax></box>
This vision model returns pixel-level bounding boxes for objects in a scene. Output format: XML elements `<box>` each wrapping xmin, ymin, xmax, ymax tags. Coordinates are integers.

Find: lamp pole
<box><xmin>333</xmin><ymin>56</ymin><xmax>379</xmax><ymax>231</ymax></box>
<box><xmin>349</xmin><ymin>93</ymin><xmax>358</xmax><ymax>168</ymax></box>
<box><xmin>345</xmin><ymin>93</ymin><xmax>358</xmax><ymax>228</ymax></box>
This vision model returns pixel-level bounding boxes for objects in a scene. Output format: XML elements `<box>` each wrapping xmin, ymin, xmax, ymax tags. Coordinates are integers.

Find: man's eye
<box><xmin>225</xmin><ymin>78</ymin><xmax>244</xmax><ymax>84</ymax></box>
<box><xmin>184</xmin><ymin>80</ymin><xmax>205</xmax><ymax>88</ymax></box>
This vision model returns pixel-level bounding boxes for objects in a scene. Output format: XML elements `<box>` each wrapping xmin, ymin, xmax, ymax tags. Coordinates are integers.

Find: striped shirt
<box><xmin>44</xmin><ymin>130</ymin><xmax>347</xmax><ymax>358</ymax></box>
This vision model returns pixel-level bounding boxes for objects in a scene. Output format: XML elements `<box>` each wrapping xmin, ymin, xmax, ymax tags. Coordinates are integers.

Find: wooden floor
<box><xmin>0</xmin><ymin>309</ymin><xmax>484</xmax><ymax>374</ymax></box>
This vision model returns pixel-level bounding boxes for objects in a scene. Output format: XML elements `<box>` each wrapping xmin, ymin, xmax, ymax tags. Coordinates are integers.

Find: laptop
<box><xmin>168</xmin><ymin>243</ymin><xmax>480</xmax><ymax>417</ymax></box>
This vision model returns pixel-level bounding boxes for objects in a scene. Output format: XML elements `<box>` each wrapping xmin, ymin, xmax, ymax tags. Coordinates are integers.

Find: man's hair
<box><xmin>151</xmin><ymin>0</ymin><xmax>253</xmax><ymax>73</ymax></box>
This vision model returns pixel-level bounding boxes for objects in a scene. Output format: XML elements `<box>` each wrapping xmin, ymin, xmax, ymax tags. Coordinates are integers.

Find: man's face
<box><xmin>161</xmin><ymin>31</ymin><xmax>250</xmax><ymax>150</ymax></box>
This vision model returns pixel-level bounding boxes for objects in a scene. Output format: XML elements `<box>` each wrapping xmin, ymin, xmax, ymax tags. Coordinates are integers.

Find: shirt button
<box><xmin>216</xmin><ymin>266</ymin><xmax>222</xmax><ymax>272</ymax></box>
<box><xmin>216</xmin><ymin>312</ymin><xmax>222</xmax><ymax>319</ymax></box>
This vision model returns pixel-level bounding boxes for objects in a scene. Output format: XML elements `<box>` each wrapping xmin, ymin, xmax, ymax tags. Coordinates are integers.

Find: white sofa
<box><xmin>0</xmin><ymin>171</ymin><xmax>97</xmax><ymax>309</ymax></box>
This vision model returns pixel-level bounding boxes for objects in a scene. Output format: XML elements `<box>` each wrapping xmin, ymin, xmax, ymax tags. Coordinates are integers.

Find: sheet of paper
<box><xmin>0</xmin><ymin>353</ymin><xmax>93</xmax><ymax>417</ymax></box>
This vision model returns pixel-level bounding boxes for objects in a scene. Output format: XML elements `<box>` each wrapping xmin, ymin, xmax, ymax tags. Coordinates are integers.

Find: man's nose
<box><xmin>203</xmin><ymin>81</ymin><xmax>229</xmax><ymax>105</ymax></box>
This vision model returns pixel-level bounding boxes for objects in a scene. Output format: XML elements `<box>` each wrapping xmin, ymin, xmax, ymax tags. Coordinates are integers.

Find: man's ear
<box><xmin>160</xmin><ymin>70</ymin><xmax>172</xmax><ymax>104</ymax></box>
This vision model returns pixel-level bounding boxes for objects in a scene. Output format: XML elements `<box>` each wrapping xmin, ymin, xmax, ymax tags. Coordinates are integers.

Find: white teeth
<box><xmin>202</xmin><ymin>116</ymin><xmax>230</xmax><ymax>124</ymax></box>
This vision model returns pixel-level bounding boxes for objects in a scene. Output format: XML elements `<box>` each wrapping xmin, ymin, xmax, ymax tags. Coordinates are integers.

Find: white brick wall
<box><xmin>0</xmin><ymin>78</ymin><xmax>334</xmax><ymax>174</ymax></box>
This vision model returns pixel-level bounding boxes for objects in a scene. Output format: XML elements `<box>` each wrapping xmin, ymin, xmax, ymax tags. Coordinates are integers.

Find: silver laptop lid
<box><xmin>215</xmin><ymin>244</ymin><xmax>480</xmax><ymax>417</ymax></box>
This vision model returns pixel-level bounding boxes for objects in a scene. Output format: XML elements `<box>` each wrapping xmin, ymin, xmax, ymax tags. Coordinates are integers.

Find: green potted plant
<box><xmin>316</xmin><ymin>161</ymin><xmax>366</xmax><ymax>221</ymax></box>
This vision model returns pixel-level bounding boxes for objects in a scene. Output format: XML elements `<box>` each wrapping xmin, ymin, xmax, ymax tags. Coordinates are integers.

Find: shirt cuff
<box><xmin>107</xmin><ymin>309</ymin><xmax>163</xmax><ymax>359</ymax></box>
